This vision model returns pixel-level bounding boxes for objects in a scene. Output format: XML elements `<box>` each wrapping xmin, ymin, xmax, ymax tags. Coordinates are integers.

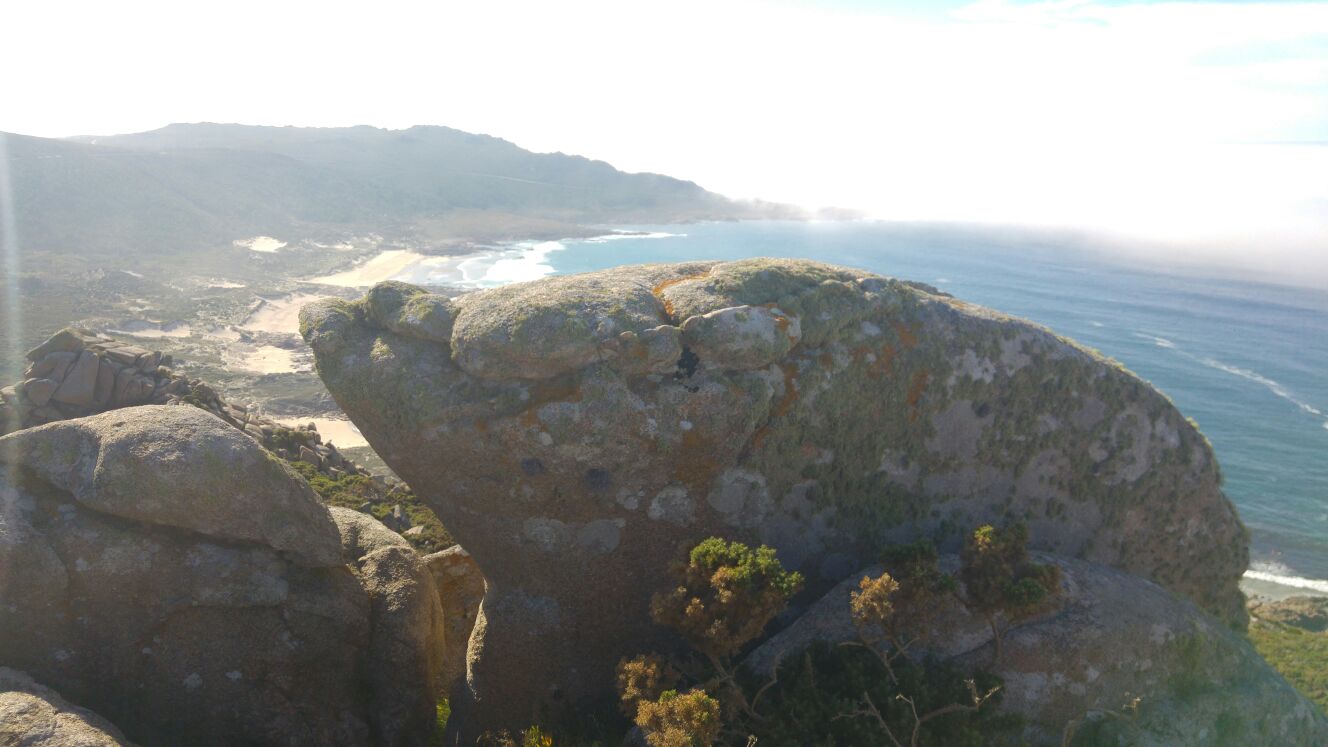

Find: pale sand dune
<box><xmin>233</xmin><ymin>345</ymin><xmax>302</xmax><ymax>374</ymax></box>
<box><xmin>277</xmin><ymin>416</ymin><xmax>369</xmax><ymax>448</ymax></box>
<box><xmin>242</xmin><ymin>294</ymin><xmax>327</xmax><ymax>335</ymax></box>
<box><xmin>235</xmin><ymin>236</ymin><xmax>287</xmax><ymax>253</ymax></box>
<box><xmin>107</xmin><ymin>321</ymin><xmax>192</xmax><ymax>338</ymax></box>
<box><xmin>307</xmin><ymin>249</ymin><xmax>428</xmax><ymax>287</ymax></box>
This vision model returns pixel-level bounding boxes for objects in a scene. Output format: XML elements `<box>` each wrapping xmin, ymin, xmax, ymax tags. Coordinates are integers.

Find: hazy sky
<box><xmin>5</xmin><ymin>0</ymin><xmax>1327</xmax><ymax>276</ymax></box>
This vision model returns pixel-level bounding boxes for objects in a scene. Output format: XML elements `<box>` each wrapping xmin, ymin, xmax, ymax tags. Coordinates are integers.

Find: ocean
<box><xmin>394</xmin><ymin>220</ymin><xmax>1328</xmax><ymax>593</ymax></box>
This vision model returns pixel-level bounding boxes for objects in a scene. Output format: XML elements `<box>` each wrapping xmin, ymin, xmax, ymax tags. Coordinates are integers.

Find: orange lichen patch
<box><xmin>474</xmin><ymin>418</ymin><xmax>489</xmax><ymax>433</ymax></box>
<box><xmin>906</xmin><ymin>369</ymin><xmax>930</xmax><ymax>422</ymax></box>
<box><xmin>772</xmin><ymin>363</ymin><xmax>800</xmax><ymax>419</ymax></box>
<box><xmin>519</xmin><ymin>408</ymin><xmax>540</xmax><ymax>427</ymax></box>
<box><xmin>800</xmin><ymin>442</ymin><xmax>819</xmax><ymax>458</ymax></box>
<box><xmin>651</xmin><ymin>272</ymin><xmax>710</xmax><ymax>321</ymax></box>
<box><xmin>818</xmin><ymin>351</ymin><xmax>835</xmax><ymax>368</ymax></box>
<box><xmin>892</xmin><ymin>321</ymin><xmax>919</xmax><ymax>349</ymax></box>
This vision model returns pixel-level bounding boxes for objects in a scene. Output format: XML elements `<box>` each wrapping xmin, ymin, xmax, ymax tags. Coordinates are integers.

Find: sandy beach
<box><xmin>242</xmin><ymin>294</ymin><xmax>328</xmax><ymax>335</ymax></box>
<box><xmin>307</xmin><ymin>249</ymin><xmax>430</xmax><ymax>287</ymax></box>
<box><xmin>277</xmin><ymin>416</ymin><xmax>368</xmax><ymax>448</ymax></box>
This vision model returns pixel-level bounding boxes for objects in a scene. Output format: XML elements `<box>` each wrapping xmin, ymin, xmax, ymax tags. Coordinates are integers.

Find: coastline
<box><xmin>245</xmin><ymin>223</ymin><xmax>1328</xmax><ymax>598</ymax></box>
<box><xmin>300</xmin><ymin>229</ymin><xmax>682</xmax><ymax>290</ymax></box>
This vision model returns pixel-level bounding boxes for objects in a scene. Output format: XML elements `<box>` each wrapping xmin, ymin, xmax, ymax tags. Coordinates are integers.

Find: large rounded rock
<box><xmin>743</xmin><ymin>555</ymin><xmax>1328</xmax><ymax>745</ymax></box>
<box><xmin>301</xmin><ymin>258</ymin><xmax>1248</xmax><ymax>739</ymax></box>
<box><xmin>0</xmin><ymin>668</ymin><xmax>133</xmax><ymax>746</ymax></box>
<box><xmin>0</xmin><ymin>406</ymin><xmax>443</xmax><ymax>746</ymax></box>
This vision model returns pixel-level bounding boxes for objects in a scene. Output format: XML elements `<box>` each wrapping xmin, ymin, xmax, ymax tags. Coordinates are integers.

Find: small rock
<box><xmin>20</xmin><ymin>378</ymin><xmax>58</xmax><ymax>407</ymax></box>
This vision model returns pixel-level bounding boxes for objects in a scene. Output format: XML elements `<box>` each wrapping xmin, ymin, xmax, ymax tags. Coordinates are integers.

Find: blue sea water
<box><xmin>538</xmin><ymin>220</ymin><xmax>1328</xmax><ymax>587</ymax></box>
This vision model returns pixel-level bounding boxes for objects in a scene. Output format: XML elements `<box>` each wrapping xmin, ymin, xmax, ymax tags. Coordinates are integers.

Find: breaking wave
<box><xmin>1245</xmin><ymin>560</ymin><xmax>1328</xmax><ymax>595</ymax></box>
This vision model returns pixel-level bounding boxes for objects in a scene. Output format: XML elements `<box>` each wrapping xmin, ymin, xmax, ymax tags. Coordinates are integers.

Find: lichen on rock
<box><xmin>301</xmin><ymin>258</ymin><xmax>1250</xmax><ymax>740</ymax></box>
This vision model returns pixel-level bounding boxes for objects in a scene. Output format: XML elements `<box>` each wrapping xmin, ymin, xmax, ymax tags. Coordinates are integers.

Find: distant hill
<box><xmin>6</xmin><ymin>123</ymin><xmax>799</xmax><ymax>256</ymax></box>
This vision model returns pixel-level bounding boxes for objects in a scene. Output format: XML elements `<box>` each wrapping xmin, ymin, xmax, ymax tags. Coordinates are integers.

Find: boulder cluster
<box><xmin>0</xmin><ymin>406</ymin><xmax>447</xmax><ymax>746</ymax></box>
<box><xmin>301</xmin><ymin>259</ymin><xmax>1258</xmax><ymax>741</ymax></box>
<box><xmin>2</xmin><ymin>327</ymin><xmax>187</xmax><ymax>426</ymax></box>
<box><xmin>3</xmin><ymin>259</ymin><xmax>1325</xmax><ymax>745</ymax></box>
<box><xmin>1</xmin><ymin>326</ymin><xmax>370</xmax><ymax>484</ymax></box>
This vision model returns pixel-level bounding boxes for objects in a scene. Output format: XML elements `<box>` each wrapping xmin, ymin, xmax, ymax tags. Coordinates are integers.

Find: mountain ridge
<box><xmin>7</xmin><ymin>122</ymin><xmax>802</xmax><ymax>257</ymax></box>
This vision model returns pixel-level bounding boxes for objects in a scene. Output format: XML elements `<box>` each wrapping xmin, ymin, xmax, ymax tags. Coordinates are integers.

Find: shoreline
<box><xmin>300</xmin><ymin>229</ymin><xmax>681</xmax><ymax>290</ymax></box>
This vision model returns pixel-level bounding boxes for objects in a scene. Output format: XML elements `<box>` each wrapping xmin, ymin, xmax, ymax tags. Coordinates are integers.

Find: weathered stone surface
<box><xmin>330</xmin><ymin>507</ymin><xmax>447</xmax><ymax>746</ymax></box>
<box><xmin>302</xmin><ymin>258</ymin><xmax>1248</xmax><ymax>738</ymax></box>
<box><xmin>366</xmin><ymin>280</ymin><xmax>456</xmax><ymax>345</ymax></box>
<box><xmin>423</xmin><ymin>545</ymin><xmax>487</xmax><ymax>694</ymax></box>
<box><xmin>0</xmin><ymin>406</ymin><xmax>342</xmax><ymax>566</ymax></box>
<box><xmin>0</xmin><ymin>407</ymin><xmax>440</xmax><ymax>746</ymax></box>
<box><xmin>93</xmin><ymin>361</ymin><xmax>116</xmax><ymax>407</ymax></box>
<box><xmin>680</xmin><ymin>304</ymin><xmax>800</xmax><ymax>369</ymax></box>
<box><xmin>0</xmin><ymin>667</ymin><xmax>133</xmax><ymax>746</ymax></box>
<box><xmin>51</xmin><ymin>351</ymin><xmax>99</xmax><ymax>407</ymax></box>
<box><xmin>21</xmin><ymin>378</ymin><xmax>59</xmax><ymax>407</ymax></box>
<box><xmin>25</xmin><ymin>328</ymin><xmax>94</xmax><ymax>362</ymax></box>
<box><xmin>745</xmin><ymin>555</ymin><xmax>1328</xmax><ymax>745</ymax></box>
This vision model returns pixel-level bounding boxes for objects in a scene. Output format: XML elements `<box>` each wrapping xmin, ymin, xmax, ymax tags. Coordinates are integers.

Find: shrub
<box><xmin>650</xmin><ymin>538</ymin><xmax>804</xmax><ymax>659</ymax></box>
<box><xmin>634</xmin><ymin>690</ymin><xmax>721</xmax><ymax>747</ymax></box>
<box><xmin>617</xmin><ymin>655</ymin><xmax>680</xmax><ymax>716</ymax></box>
<box><xmin>959</xmin><ymin>523</ymin><xmax>1061</xmax><ymax>661</ymax></box>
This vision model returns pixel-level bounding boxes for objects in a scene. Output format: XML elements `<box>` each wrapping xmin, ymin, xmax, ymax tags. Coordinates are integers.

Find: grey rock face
<box><xmin>0</xmin><ymin>406</ymin><xmax>443</xmax><ymax>747</ymax></box>
<box><xmin>0</xmin><ymin>667</ymin><xmax>134</xmax><ymax>746</ymax></box>
<box><xmin>331</xmin><ymin>507</ymin><xmax>447</xmax><ymax>746</ymax></box>
<box><xmin>301</xmin><ymin>258</ymin><xmax>1248</xmax><ymax>738</ymax></box>
<box><xmin>743</xmin><ymin>555</ymin><xmax>1328</xmax><ymax>745</ymax></box>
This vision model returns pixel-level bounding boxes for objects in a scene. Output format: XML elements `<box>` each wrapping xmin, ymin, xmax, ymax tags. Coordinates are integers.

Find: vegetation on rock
<box><xmin>958</xmin><ymin>524</ymin><xmax>1062</xmax><ymax>661</ymax></box>
<box><xmin>288</xmin><ymin>460</ymin><xmax>453</xmax><ymax>552</ymax></box>
<box><xmin>611</xmin><ymin>536</ymin><xmax>1027</xmax><ymax>746</ymax></box>
<box><xmin>1248</xmin><ymin>597</ymin><xmax>1328</xmax><ymax>712</ymax></box>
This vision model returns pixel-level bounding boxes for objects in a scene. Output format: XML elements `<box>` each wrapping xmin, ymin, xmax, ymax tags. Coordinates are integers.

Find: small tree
<box><xmin>849</xmin><ymin>572</ymin><xmax>905</xmax><ymax>682</ymax></box>
<box><xmin>645</xmin><ymin>537</ymin><xmax>802</xmax><ymax>725</ymax></box>
<box><xmin>958</xmin><ymin>523</ymin><xmax>1061</xmax><ymax>662</ymax></box>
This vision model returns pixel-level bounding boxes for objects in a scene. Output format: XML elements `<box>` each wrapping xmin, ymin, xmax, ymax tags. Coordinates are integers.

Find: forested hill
<box><xmin>6</xmin><ymin>123</ymin><xmax>797</xmax><ymax>256</ymax></box>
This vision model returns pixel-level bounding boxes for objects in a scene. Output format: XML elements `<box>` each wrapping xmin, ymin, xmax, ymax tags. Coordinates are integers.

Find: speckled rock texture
<box><xmin>300</xmin><ymin>258</ymin><xmax>1248</xmax><ymax>739</ymax></box>
<box><xmin>0</xmin><ymin>667</ymin><xmax>134</xmax><ymax>746</ymax></box>
<box><xmin>744</xmin><ymin>554</ymin><xmax>1328</xmax><ymax>745</ymax></box>
<box><xmin>422</xmin><ymin>545</ymin><xmax>486</xmax><ymax>695</ymax></box>
<box><xmin>0</xmin><ymin>406</ymin><xmax>443</xmax><ymax>747</ymax></box>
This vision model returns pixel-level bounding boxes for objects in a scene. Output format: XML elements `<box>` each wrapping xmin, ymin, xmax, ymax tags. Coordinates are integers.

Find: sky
<box><xmin>3</xmin><ymin>0</ymin><xmax>1327</xmax><ymax>281</ymax></box>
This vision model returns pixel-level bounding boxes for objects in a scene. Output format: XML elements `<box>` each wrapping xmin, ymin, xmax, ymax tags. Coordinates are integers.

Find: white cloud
<box><xmin>2</xmin><ymin>0</ymin><xmax>1326</xmax><ymax>276</ymax></box>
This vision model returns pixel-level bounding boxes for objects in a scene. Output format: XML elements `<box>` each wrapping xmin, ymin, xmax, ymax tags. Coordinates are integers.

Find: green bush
<box><xmin>1249</xmin><ymin>621</ymin><xmax>1328</xmax><ymax>711</ymax></box>
<box><xmin>650</xmin><ymin>538</ymin><xmax>804</xmax><ymax>659</ymax></box>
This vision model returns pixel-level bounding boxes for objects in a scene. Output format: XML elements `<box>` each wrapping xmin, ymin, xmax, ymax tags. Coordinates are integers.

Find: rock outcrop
<box><xmin>744</xmin><ymin>555</ymin><xmax>1328</xmax><ymax>745</ymax></box>
<box><xmin>300</xmin><ymin>260</ymin><xmax>1249</xmax><ymax>738</ymax></box>
<box><xmin>0</xmin><ymin>668</ymin><xmax>134</xmax><ymax>746</ymax></box>
<box><xmin>0</xmin><ymin>406</ymin><xmax>444</xmax><ymax>746</ymax></box>
<box><xmin>0</xmin><ymin>327</ymin><xmax>373</xmax><ymax>483</ymax></box>
<box><xmin>423</xmin><ymin>545</ymin><xmax>487</xmax><ymax>694</ymax></box>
